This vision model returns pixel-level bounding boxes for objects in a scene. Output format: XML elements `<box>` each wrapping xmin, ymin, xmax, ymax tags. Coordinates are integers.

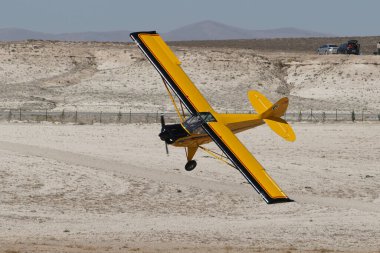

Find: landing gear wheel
<box><xmin>185</xmin><ymin>160</ymin><xmax>197</xmax><ymax>171</ymax></box>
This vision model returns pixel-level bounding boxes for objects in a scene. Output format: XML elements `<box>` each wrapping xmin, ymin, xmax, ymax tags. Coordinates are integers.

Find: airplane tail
<box><xmin>248</xmin><ymin>90</ymin><xmax>296</xmax><ymax>142</ymax></box>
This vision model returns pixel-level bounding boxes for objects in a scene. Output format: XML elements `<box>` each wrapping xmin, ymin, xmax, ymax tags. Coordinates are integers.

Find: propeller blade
<box><xmin>160</xmin><ymin>114</ymin><xmax>169</xmax><ymax>155</ymax></box>
<box><xmin>165</xmin><ymin>142</ymin><xmax>169</xmax><ymax>155</ymax></box>
<box><xmin>160</xmin><ymin>114</ymin><xmax>165</xmax><ymax>131</ymax></box>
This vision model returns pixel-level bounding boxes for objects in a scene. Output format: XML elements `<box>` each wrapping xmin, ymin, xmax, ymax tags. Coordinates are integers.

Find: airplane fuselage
<box><xmin>160</xmin><ymin>112</ymin><xmax>265</xmax><ymax>148</ymax></box>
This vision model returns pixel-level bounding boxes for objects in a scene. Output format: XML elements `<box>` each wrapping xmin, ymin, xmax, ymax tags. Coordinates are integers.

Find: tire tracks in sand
<box><xmin>0</xmin><ymin>140</ymin><xmax>379</xmax><ymax>213</ymax></box>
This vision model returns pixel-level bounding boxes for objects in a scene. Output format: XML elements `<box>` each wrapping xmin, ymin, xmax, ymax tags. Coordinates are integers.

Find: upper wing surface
<box><xmin>203</xmin><ymin>121</ymin><xmax>292</xmax><ymax>204</ymax></box>
<box><xmin>130</xmin><ymin>31</ymin><xmax>214</xmax><ymax>115</ymax></box>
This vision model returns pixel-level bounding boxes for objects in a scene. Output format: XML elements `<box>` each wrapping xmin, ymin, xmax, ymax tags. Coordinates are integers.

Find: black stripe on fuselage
<box><xmin>201</xmin><ymin>123</ymin><xmax>293</xmax><ymax>204</ymax></box>
<box><xmin>130</xmin><ymin>31</ymin><xmax>197</xmax><ymax>116</ymax></box>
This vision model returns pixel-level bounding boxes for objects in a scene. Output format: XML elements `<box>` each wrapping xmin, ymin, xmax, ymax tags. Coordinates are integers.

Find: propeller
<box><xmin>160</xmin><ymin>114</ymin><xmax>169</xmax><ymax>155</ymax></box>
<box><xmin>165</xmin><ymin>141</ymin><xmax>169</xmax><ymax>155</ymax></box>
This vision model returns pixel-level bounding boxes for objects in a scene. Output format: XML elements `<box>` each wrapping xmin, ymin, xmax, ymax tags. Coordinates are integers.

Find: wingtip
<box><xmin>267</xmin><ymin>198</ymin><xmax>294</xmax><ymax>204</ymax></box>
<box><xmin>286</xmin><ymin>134</ymin><xmax>296</xmax><ymax>142</ymax></box>
<box><xmin>130</xmin><ymin>31</ymin><xmax>157</xmax><ymax>37</ymax></box>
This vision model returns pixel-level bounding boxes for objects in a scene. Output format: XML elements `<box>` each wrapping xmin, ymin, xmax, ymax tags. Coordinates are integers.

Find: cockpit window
<box><xmin>183</xmin><ymin>112</ymin><xmax>216</xmax><ymax>134</ymax></box>
<box><xmin>199</xmin><ymin>112</ymin><xmax>216</xmax><ymax>122</ymax></box>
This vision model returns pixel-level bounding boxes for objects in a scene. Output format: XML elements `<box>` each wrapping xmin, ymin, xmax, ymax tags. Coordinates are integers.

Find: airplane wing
<box><xmin>202</xmin><ymin>121</ymin><xmax>292</xmax><ymax>204</ymax></box>
<box><xmin>131</xmin><ymin>31</ymin><xmax>292</xmax><ymax>204</ymax></box>
<box><xmin>130</xmin><ymin>31</ymin><xmax>215</xmax><ymax>116</ymax></box>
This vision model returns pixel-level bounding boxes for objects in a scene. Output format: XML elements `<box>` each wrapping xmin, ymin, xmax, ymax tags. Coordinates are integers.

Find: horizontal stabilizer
<box><xmin>264</xmin><ymin>117</ymin><xmax>296</xmax><ymax>142</ymax></box>
<box><xmin>248</xmin><ymin>90</ymin><xmax>296</xmax><ymax>142</ymax></box>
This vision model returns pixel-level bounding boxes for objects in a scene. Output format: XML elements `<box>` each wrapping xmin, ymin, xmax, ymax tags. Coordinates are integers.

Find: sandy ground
<box><xmin>1</xmin><ymin>41</ymin><xmax>379</xmax><ymax>113</ymax></box>
<box><xmin>1</xmin><ymin>39</ymin><xmax>379</xmax><ymax>253</ymax></box>
<box><xmin>0</xmin><ymin>122</ymin><xmax>379</xmax><ymax>253</ymax></box>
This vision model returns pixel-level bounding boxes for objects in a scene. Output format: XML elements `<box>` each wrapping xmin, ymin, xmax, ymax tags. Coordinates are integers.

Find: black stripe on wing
<box><xmin>130</xmin><ymin>31</ymin><xmax>197</xmax><ymax>116</ymax></box>
<box><xmin>201</xmin><ymin>123</ymin><xmax>293</xmax><ymax>204</ymax></box>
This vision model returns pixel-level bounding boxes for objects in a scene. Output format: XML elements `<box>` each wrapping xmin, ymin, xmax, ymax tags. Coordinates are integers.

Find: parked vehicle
<box><xmin>337</xmin><ymin>40</ymin><xmax>360</xmax><ymax>55</ymax></box>
<box><xmin>317</xmin><ymin>44</ymin><xmax>338</xmax><ymax>54</ymax></box>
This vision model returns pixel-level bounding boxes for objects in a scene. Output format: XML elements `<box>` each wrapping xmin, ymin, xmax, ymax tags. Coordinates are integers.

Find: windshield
<box><xmin>183</xmin><ymin>112</ymin><xmax>216</xmax><ymax>134</ymax></box>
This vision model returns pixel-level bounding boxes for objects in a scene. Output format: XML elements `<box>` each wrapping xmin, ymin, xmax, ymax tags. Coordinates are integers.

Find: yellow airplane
<box><xmin>130</xmin><ymin>31</ymin><xmax>296</xmax><ymax>204</ymax></box>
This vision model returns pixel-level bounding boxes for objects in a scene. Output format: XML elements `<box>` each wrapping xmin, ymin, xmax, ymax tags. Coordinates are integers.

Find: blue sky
<box><xmin>0</xmin><ymin>0</ymin><xmax>379</xmax><ymax>35</ymax></box>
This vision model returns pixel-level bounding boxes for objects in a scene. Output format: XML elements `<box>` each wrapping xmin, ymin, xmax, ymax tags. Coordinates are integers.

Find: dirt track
<box><xmin>0</xmin><ymin>122</ymin><xmax>379</xmax><ymax>253</ymax></box>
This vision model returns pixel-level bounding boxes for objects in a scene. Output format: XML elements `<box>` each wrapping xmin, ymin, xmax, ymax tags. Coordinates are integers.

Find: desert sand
<box><xmin>0</xmin><ymin>40</ymin><xmax>379</xmax><ymax>252</ymax></box>
<box><xmin>0</xmin><ymin>122</ymin><xmax>379</xmax><ymax>253</ymax></box>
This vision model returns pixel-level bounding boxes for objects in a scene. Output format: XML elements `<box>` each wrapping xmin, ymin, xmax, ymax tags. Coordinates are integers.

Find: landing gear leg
<box><xmin>185</xmin><ymin>160</ymin><xmax>197</xmax><ymax>171</ymax></box>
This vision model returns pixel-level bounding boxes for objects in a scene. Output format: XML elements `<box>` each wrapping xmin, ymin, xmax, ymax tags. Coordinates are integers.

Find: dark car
<box><xmin>337</xmin><ymin>40</ymin><xmax>360</xmax><ymax>55</ymax></box>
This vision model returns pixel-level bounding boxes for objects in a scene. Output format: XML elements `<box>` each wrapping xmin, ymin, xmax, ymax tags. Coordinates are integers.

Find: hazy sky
<box><xmin>0</xmin><ymin>0</ymin><xmax>379</xmax><ymax>36</ymax></box>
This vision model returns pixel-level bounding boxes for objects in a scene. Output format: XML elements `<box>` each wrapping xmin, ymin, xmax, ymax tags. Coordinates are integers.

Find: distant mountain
<box><xmin>163</xmin><ymin>20</ymin><xmax>330</xmax><ymax>41</ymax></box>
<box><xmin>248</xmin><ymin>27</ymin><xmax>331</xmax><ymax>39</ymax></box>
<box><xmin>0</xmin><ymin>28</ymin><xmax>132</xmax><ymax>42</ymax></box>
<box><xmin>164</xmin><ymin>20</ymin><xmax>253</xmax><ymax>41</ymax></box>
<box><xmin>0</xmin><ymin>21</ymin><xmax>331</xmax><ymax>42</ymax></box>
<box><xmin>0</xmin><ymin>28</ymin><xmax>52</xmax><ymax>41</ymax></box>
<box><xmin>54</xmin><ymin>30</ymin><xmax>132</xmax><ymax>42</ymax></box>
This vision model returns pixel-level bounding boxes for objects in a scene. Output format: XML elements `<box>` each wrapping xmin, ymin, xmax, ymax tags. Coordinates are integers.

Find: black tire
<box><xmin>185</xmin><ymin>160</ymin><xmax>197</xmax><ymax>171</ymax></box>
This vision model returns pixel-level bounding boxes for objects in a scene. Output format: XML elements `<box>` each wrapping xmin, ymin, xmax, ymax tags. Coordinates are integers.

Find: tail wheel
<box><xmin>185</xmin><ymin>160</ymin><xmax>197</xmax><ymax>171</ymax></box>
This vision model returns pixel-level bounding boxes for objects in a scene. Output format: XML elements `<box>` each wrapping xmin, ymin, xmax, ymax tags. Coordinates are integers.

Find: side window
<box><xmin>183</xmin><ymin>116</ymin><xmax>204</xmax><ymax>134</ymax></box>
<box><xmin>199</xmin><ymin>112</ymin><xmax>216</xmax><ymax>123</ymax></box>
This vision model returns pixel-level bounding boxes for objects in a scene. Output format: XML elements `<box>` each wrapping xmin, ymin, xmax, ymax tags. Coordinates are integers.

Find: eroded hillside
<box><xmin>0</xmin><ymin>40</ymin><xmax>379</xmax><ymax>113</ymax></box>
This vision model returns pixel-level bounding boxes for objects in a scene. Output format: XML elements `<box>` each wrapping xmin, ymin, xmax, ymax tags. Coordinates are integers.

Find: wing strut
<box><xmin>162</xmin><ymin>78</ymin><xmax>186</xmax><ymax>123</ymax></box>
<box><xmin>198</xmin><ymin>146</ymin><xmax>236</xmax><ymax>168</ymax></box>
